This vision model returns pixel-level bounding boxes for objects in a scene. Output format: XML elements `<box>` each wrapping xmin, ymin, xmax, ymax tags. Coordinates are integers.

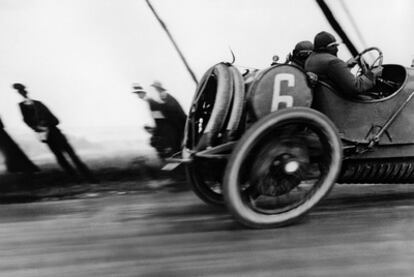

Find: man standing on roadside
<box><xmin>0</xmin><ymin>115</ymin><xmax>39</xmax><ymax>173</ymax></box>
<box><xmin>132</xmin><ymin>83</ymin><xmax>174</xmax><ymax>159</ymax></box>
<box><xmin>12</xmin><ymin>83</ymin><xmax>96</xmax><ymax>182</ymax></box>
<box><xmin>151</xmin><ymin>81</ymin><xmax>186</xmax><ymax>153</ymax></box>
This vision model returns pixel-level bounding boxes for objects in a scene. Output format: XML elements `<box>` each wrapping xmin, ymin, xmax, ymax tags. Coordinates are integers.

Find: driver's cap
<box><xmin>314</xmin><ymin>31</ymin><xmax>337</xmax><ymax>50</ymax></box>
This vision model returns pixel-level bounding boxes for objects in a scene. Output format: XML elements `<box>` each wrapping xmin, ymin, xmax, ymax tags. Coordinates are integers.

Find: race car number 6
<box><xmin>271</xmin><ymin>73</ymin><xmax>295</xmax><ymax>111</ymax></box>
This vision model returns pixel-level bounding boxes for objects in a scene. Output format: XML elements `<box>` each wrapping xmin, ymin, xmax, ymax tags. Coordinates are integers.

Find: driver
<box><xmin>305</xmin><ymin>31</ymin><xmax>382</xmax><ymax>96</ymax></box>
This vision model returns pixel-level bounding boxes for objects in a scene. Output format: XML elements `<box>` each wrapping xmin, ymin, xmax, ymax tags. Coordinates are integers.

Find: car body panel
<box><xmin>312</xmin><ymin>65</ymin><xmax>414</xmax><ymax>145</ymax></box>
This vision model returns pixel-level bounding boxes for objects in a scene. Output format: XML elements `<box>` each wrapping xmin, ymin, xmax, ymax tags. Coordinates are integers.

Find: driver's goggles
<box><xmin>326</xmin><ymin>41</ymin><xmax>341</xmax><ymax>48</ymax></box>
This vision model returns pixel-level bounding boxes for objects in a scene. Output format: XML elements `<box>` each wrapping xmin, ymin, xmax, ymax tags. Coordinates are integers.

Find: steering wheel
<box><xmin>354</xmin><ymin>47</ymin><xmax>398</xmax><ymax>98</ymax></box>
<box><xmin>354</xmin><ymin>47</ymin><xmax>383</xmax><ymax>75</ymax></box>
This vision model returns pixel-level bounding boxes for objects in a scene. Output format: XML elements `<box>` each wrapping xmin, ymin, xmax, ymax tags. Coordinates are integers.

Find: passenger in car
<box><xmin>305</xmin><ymin>31</ymin><xmax>382</xmax><ymax>96</ymax></box>
<box><xmin>286</xmin><ymin>40</ymin><xmax>314</xmax><ymax>69</ymax></box>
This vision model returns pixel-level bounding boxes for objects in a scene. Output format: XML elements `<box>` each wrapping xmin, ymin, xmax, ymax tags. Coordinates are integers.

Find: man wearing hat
<box><xmin>305</xmin><ymin>31</ymin><xmax>382</xmax><ymax>96</ymax></box>
<box><xmin>12</xmin><ymin>83</ymin><xmax>96</xmax><ymax>182</ymax></box>
<box><xmin>132</xmin><ymin>83</ymin><xmax>164</xmax><ymax>118</ymax></box>
<box><xmin>286</xmin><ymin>40</ymin><xmax>314</xmax><ymax>69</ymax></box>
<box><xmin>132</xmin><ymin>83</ymin><xmax>175</xmax><ymax>159</ymax></box>
<box><xmin>151</xmin><ymin>81</ymin><xmax>186</xmax><ymax>154</ymax></box>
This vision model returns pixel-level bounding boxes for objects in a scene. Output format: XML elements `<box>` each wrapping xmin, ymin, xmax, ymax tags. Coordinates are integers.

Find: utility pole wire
<box><xmin>338</xmin><ymin>0</ymin><xmax>374</xmax><ymax>60</ymax></box>
<box><xmin>315</xmin><ymin>0</ymin><xmax>359</xmax><ymax>57</ymax></box>
<box><xmin>338</xmin><ymin>0</ymin><xmax>368</xmax><ymax>49</ymax></box>
<box><xmin>145</xmin><ymin>0</ymin><xmax>198</xmax><ymax>85</ymax></box>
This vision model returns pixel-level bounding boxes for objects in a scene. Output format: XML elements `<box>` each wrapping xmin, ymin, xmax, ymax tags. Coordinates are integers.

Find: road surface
<box><xmin>1</xmin><ymin>182</ymin><xmax>414</xmax><ymax>276</ymax></box>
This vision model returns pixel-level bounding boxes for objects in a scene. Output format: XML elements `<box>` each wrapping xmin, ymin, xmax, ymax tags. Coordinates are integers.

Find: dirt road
<box><xmin>1</xmin><ymin>182</ymin><xmax>414</xmax><ymax>276</ymax></box>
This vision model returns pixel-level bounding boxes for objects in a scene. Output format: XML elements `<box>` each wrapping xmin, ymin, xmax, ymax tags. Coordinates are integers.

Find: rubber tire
<box><xmin>194</xmin><ymin>63</ymin><xmax>233</xmax><ymax>150</ymax></box>
<box><xmin>184</xmin><ymin>63</ymin><xmax>235</xmax><ymax>206</ymax></box>
<box><xmin>223</xmin><ymin>107</ymin><xmax>342</xmax><ymax>228</ymax></box>
<box><xmin>185</xmin><ymin>161</ymin><xmax>224</xmax><ymax>206</ymax></box>
<box><xmin>224</xmin><ymin>66</ymin><xmax>245</xmax><ymax>140</ymax></box>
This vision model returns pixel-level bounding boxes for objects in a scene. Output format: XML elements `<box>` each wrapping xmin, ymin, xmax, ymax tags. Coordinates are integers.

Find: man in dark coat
<box><xmin>151</xmin><ymin>81</ymin><xmax>186</xmax><ymax>153</ymax></box>
<box><xmin>305</xmin><ymin>31</ymin><xmax>382</xmax><ymax>96</ymax></box>
<box><xmin>132</xmin><ymin>83</ymin><xmax>175</xmax><ymax>159</ymax></box>
<box><xmin>0</xmin><ymin>116</ymin><xmax>39</xmax><ymax>173</ymax></box>
<box><xmin>132</xmin><ymin>83</ymin><xmax>166</xmax><ymax>125</ymax></box>
<box><xmin>12</xmin><ymin>83</ymin><xmax>96</xmax><ymax>182</ymax></box>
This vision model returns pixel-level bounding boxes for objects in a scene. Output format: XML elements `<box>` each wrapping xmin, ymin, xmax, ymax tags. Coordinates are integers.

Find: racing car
<box><xmin>181</xmin><ymin>47</ymin><xmax>414</xmax><ymax>228</ymax></box>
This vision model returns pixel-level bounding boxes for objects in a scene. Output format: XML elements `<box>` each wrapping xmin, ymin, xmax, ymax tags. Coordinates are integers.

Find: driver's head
<box><xmin>314</xmin><ymin>31</ymin><xmax>339</xmax><ymax>56</ymax></box>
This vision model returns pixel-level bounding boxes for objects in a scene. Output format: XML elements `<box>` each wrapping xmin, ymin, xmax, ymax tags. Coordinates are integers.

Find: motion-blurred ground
<box><xmin>0</xmin><ymin>152</ymin><xmax>187</xmax><ymax>204</ymax></box>
<box><xmin>2</xmin><ymin>138</ymin><xmax>414</xmax><ymax>276</ymax></box>
<box><xmin>0</xmin><ymin>127</ymin><xmax>188</xmax><ymax>203</ymax></box>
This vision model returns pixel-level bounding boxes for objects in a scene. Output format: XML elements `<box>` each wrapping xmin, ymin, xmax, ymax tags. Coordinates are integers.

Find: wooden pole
<box><xmin>315</xmin><ymin>0</ymin><xmax>359</xmax><ymax>57</ymax></box>
<box><xmin>145</xmin><ymin>0</ymin><xmax>198</xmax><ymax>85</ymax></box>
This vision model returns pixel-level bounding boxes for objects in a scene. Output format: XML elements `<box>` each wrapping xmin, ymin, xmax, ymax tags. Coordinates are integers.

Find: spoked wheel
<box><xmin>223</xmin><ymin>108</ymin><xmax>342</xmax><ymax>228</ymax></box>
<box><xmin>184</xmin><ymin>63</ymin><xmax>244</xmax><ymax>206</ymax></box>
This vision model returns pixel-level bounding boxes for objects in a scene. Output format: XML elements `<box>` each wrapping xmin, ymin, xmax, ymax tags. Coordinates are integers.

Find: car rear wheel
<box><xmin>223</xmin><ymin>107</ymin><xmax>342</xmax><ymax>228</ymax></box>
<box><xmin>185</xmin><ymin>155</ymin><xmax>226</xmax><ymax>206</ymax></box>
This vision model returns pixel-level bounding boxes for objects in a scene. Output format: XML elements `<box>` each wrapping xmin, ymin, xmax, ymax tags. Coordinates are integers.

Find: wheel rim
<box><xmin>242</xmin><ymin>123</ymin><xmax>332</xmax><ymax>215</ymax></box>
<box><xmin>224</xmin><ymin>108</ymin><xmax>342</xmax><ymax>227</ymax></box>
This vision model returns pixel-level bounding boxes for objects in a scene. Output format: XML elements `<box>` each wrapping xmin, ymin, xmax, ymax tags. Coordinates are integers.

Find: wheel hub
<box><xmin>284</xmin><ymin>160</ymin><xmax>300</xmax><ymax>174</ymax></box>
<box><xmin>252</xmin><ymin>139</ymin><xmax>310</xmax><ymax>197</ymax></box>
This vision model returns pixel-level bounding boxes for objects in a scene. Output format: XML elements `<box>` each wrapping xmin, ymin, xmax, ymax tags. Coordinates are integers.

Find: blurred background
<box><xmin>1</xmin><ymin>2</ymin><xmax>414</xmax><ymax>275</ymax></box>
<box><xmin>0</xmin><ymin>0</ymin><xmax>413</xmax><ymax>171</ymax></box>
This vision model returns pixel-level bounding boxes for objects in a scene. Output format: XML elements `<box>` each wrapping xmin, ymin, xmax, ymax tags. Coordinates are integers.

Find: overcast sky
<box><xmin>0</xmin><ymin>0</ymin><xmax>413</xmax><ymax>142</ymax></box>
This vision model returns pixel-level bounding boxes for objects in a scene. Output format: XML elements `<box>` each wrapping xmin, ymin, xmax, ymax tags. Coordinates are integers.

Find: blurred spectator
<box><xmin>12</xmin><ymin>83</ymin><xmax>97</xmax><ymax>182</ymax></box>
<box><xmin>132</xmin><ymin>83</ymin><xmax>165</xmax><ymax>122</ymax></box>
<box><xmin>132</xmin><ymin>83</ymin><xmax>182</xmax><ymax>159</ymax></box>
<box><xmin>151</xmin><ymin>81</ymin><xmax>186</xmax><ymax>153</ymax></box>
<box><xmin>0</xmin><ymin>116</ymin><xmax>39</xmax><ymax>173</ymax></box>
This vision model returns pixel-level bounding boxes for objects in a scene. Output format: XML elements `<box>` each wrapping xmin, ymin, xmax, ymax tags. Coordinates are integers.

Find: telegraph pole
<box><xmin>315</xmin><ymin>0</ymin><xmax>359</xmax><ymax>57</ymax></box>
<box><xmin>145</xmin><ymin>0</ymin><xmax>198</xmax><ymax>85</ymax></box>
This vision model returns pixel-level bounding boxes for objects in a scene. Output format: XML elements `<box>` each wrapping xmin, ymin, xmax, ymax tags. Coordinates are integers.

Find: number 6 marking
<box><xmin>271</xmin><ymin>73</ymin><xmax>295</xmax><ymax>111</ymax></box>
